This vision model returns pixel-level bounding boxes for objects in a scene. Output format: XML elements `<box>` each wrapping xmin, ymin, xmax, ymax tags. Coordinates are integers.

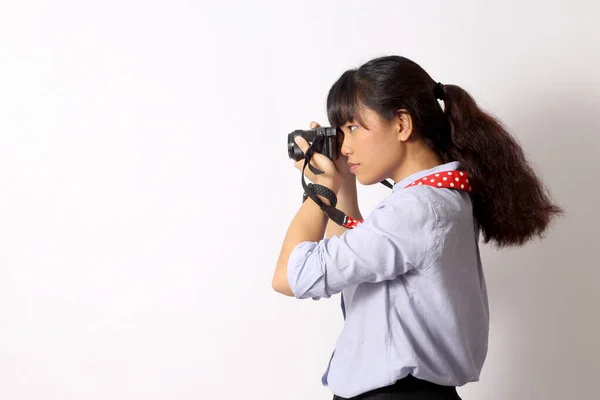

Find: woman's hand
<box><xmin>310</xmin><ymin>122</ymin><xmax>355</xmax><ymax>183</ymax></box>
<box><xmin>293</xmin><ymin>121</ymin><xmax>345</xmax><ymax>193</ymax></box>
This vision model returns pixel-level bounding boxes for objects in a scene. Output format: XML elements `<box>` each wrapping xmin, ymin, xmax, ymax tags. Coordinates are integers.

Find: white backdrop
<box><xmin>1</xmin><ymin>1</ymin><xmax>599</xmax><ymax>399</ymax></box>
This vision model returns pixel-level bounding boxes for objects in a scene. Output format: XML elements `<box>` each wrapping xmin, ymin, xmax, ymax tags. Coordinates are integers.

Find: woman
<box><xmin>272</xmin><ymin>55</ymin><xmax>562</xmax><ymax>400</ymax></box>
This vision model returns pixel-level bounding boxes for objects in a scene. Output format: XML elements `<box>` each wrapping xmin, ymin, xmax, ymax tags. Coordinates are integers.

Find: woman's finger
<box><xmin>294</xmin><ymin>136</ymin><xmax>310</xmax><ymax>154</ymax></box>
<box><xmin>294</xmin><ymin>160</ymin><xmax>307</xmax><ymax>173</ymax></box>
<box><xmin>294</xmin><ymin>159</ymin><xmax>317</xmax><ymax>180</ymax></box>
<box><xmin>309</xmin><ymin>121</ymin><xmax>320</xmax><ymax>129</ymax></box>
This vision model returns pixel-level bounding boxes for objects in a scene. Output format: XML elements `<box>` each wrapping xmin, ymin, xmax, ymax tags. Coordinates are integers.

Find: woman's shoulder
<box><xmin>385</xmin><ymin>185</ymin><xmax>474</xmax><ymax>225</ymax></box>
<box><xmin>365</xmin><ymin>189</ymin><xmax>439</xmax><ymax>233</ymax></box>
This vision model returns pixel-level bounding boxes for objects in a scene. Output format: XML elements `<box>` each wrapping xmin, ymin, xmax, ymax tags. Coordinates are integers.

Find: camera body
<box><xmin>287</xmin><ymin>127</ymin><xmax>340</xmax><ymax>162</ymax></box>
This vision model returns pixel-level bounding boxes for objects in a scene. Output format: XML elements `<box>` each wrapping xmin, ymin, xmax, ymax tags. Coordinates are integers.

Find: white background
<box><xmin>1</xmin><ymin>1</ymin><xmax>599</xmax><ymax>399</ymax></box>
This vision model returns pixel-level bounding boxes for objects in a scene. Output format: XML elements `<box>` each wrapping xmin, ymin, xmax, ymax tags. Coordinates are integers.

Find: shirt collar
<box><xmin>392</xmin><ymin>161</ymin><xmax>461</xmax><ymax>192</ymax></box>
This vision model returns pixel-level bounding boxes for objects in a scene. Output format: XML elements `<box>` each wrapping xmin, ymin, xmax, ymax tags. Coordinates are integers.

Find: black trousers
<box><xmin>332</xmin><ymin>375</ymin><xmax>462</xmax><ymax>400</ymax></box>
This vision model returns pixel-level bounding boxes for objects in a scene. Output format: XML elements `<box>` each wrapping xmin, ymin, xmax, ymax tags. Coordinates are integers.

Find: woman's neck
<box><xmin>391</xmin><ymin>144</ymin><xmax>443</xmax><ymax>184</ymax></box>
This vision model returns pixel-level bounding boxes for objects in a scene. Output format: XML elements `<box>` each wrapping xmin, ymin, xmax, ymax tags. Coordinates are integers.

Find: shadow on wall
<box><xmin>469</xmin><ymin>84</ymin><xmax>600</xmax><ymax>400</ymax></box>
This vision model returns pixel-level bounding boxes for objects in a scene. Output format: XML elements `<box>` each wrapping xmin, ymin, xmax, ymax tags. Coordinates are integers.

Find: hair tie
<box><xmin>433</xmin><ymin>82</ymin><xmax>445</xmax><ymax>101</ymax></box>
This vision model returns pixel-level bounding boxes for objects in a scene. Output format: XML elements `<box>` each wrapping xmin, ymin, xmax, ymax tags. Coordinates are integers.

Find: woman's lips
<box><xmin>349</xmin><ymin>163</ymin><xmax>360</xmax><ymax>173</ymax></box>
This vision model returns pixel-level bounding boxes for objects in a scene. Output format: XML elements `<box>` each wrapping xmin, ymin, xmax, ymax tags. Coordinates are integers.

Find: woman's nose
<box><xmin>340</xmin><ymin>141</ymin><xmax>352</xmax><ymax>157</ymax></box>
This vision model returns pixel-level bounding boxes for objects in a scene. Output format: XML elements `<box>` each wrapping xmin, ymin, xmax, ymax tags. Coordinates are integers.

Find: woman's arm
<box><xmin>325</xmin><ymin>179</ymin><xmax>362</xmax><ymax>239</ymax></box>
<box><xmin>272</xmin><ymin>194</ymin><xmax>333</xmax><ymax>296</ymax></box>
<box><xmin>286</xmin><ymin>191</ymin><xmax>438</xmax><ymax>300</ymax></box>
<box><xmin>272</xmin><ymin>181</ymin><xmax>359</xmax><ymax>296</ymax></box>
<box><xmin>273</xmin><ymin>128</ymin><xmax>347</xmax><ymax>296</ymax></box>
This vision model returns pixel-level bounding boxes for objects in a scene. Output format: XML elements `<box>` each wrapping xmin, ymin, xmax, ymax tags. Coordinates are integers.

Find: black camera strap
<box><xmin>300</xmin><ymin>133</ymin><xmax>392</xmax><ymax>229</ymax></box>
<box><xmin>300</xmin><ymin>134</ymin><xmax>344</xmax><ymax>223</ymax></box>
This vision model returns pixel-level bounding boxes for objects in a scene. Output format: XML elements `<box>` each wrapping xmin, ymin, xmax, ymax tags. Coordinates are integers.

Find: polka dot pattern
<box><xmin>343</xmin><ymin>216</ymin><xmax>362</xmax><ymax>229</ymax></box>
<box><xmin>406</xmin><ymin>170</ymin><xmax>472</xmax><ymax>192</ymax></box>
<box><xmin>341</xmin><ymin>170</ymin><xmax>472</xmax><ymax>229</ymax></box>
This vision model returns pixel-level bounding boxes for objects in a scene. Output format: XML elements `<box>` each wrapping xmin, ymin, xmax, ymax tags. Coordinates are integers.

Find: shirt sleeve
<box><xmin>287</xmin><ymin>191</ymin><xmax>439</xmax><ymax>300</ymax></box>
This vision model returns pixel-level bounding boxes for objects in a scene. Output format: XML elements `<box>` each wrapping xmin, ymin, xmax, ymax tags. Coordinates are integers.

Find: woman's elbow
<box><xmin>272</xmin><ymin>274</ymin><xmax>294</xmax><ymax>297</ymax></box>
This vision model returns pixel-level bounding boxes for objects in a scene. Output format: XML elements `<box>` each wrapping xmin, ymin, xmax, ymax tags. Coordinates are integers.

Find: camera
<box><xmin>287</xmin><ymin>127</ymin><xmax>341</xmax><ymax>161</ymax></box>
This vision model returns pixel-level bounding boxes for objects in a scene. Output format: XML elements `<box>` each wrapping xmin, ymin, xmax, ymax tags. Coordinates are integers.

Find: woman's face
<box><xmin>338</xmin><ymin>107</ymin><xmax>406</xmax><ymax>185</ymax></box>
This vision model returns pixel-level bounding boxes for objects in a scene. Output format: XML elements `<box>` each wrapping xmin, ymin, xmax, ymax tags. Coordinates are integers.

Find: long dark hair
<box><xmin>326</xmin><ymin>55</ymin><xmax>562</xmax><ymax>247</ymax></box>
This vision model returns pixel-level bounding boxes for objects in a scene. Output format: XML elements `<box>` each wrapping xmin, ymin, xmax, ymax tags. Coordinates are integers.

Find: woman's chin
<box><xmin>356</xmin><ymin>175</ymin><xmax>377</xmax><ymax>186</ymax></box>
<box><xmin>357</xmin><ymin>173</ymin><xmax>390</xmax><ymax>186</ymax></box>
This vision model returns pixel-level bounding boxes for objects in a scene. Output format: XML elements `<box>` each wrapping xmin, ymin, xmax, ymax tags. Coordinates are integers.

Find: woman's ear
<box><xmin>396</xmin><ymin>110</ymin><xmax>413</xmax><ymax>142</ymax></box>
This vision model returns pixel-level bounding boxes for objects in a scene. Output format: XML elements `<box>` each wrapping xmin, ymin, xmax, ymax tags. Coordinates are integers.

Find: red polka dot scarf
<box><xmin>343</xmin><ymin>170</ymin><xmax>472</xmax><ymax>229</ymax></box>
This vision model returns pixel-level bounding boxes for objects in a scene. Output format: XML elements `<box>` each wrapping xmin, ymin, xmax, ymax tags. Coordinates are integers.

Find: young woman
<box><xmin>272</xmin><ymin>55</ymin><xmax>562</xmax><ymax>400</ymax></box>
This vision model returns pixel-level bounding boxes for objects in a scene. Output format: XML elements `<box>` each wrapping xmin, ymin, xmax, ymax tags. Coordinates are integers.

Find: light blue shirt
<box><xmin>287</xmin><ymin>161</ymin><xmax>489</xmax><ymax>398</ymax></box>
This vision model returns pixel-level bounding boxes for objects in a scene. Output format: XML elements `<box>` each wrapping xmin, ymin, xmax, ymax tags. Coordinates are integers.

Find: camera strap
<box><xmin>300</xmin><ymin>134</ymin><xmax>389</xmax><ymax>228</ymax></box>
<box><xmin>300</xmin><ymin>133</ymin><xmax>471</xmax><ymax>229</ymax></box>
<box><xmin>300</xmin><ymin>134</ymin><xmax>354</xmax><ymax>227</ymax></box>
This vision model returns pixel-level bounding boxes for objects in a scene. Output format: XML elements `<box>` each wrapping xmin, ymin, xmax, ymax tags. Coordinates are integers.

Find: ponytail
<box><xmin>326</xmin><ymin>55</ymin><xmax>563</xmax><ymax>247</ymax></box>
<box><xmin>442</xmin><ymin>84</ymin><xmax>563</xmax><ymax>247</ymax></box>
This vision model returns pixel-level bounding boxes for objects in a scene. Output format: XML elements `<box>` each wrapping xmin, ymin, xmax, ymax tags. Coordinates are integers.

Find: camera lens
<box><xmin>287</xmin><ymin>133</ymin><xmax>305</xmax><ymax>161</ymax></box>
<box><xmin>288</xmin><ymin>130</ymin><xmax>317</xmax><ymax>161</ymax></box>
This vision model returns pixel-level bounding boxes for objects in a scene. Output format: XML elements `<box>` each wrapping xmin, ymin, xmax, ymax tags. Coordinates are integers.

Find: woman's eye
<box><xmin>348</xmin><ymin>125</ymin><xmax>358</xmax><ymax>132</ymax></box>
